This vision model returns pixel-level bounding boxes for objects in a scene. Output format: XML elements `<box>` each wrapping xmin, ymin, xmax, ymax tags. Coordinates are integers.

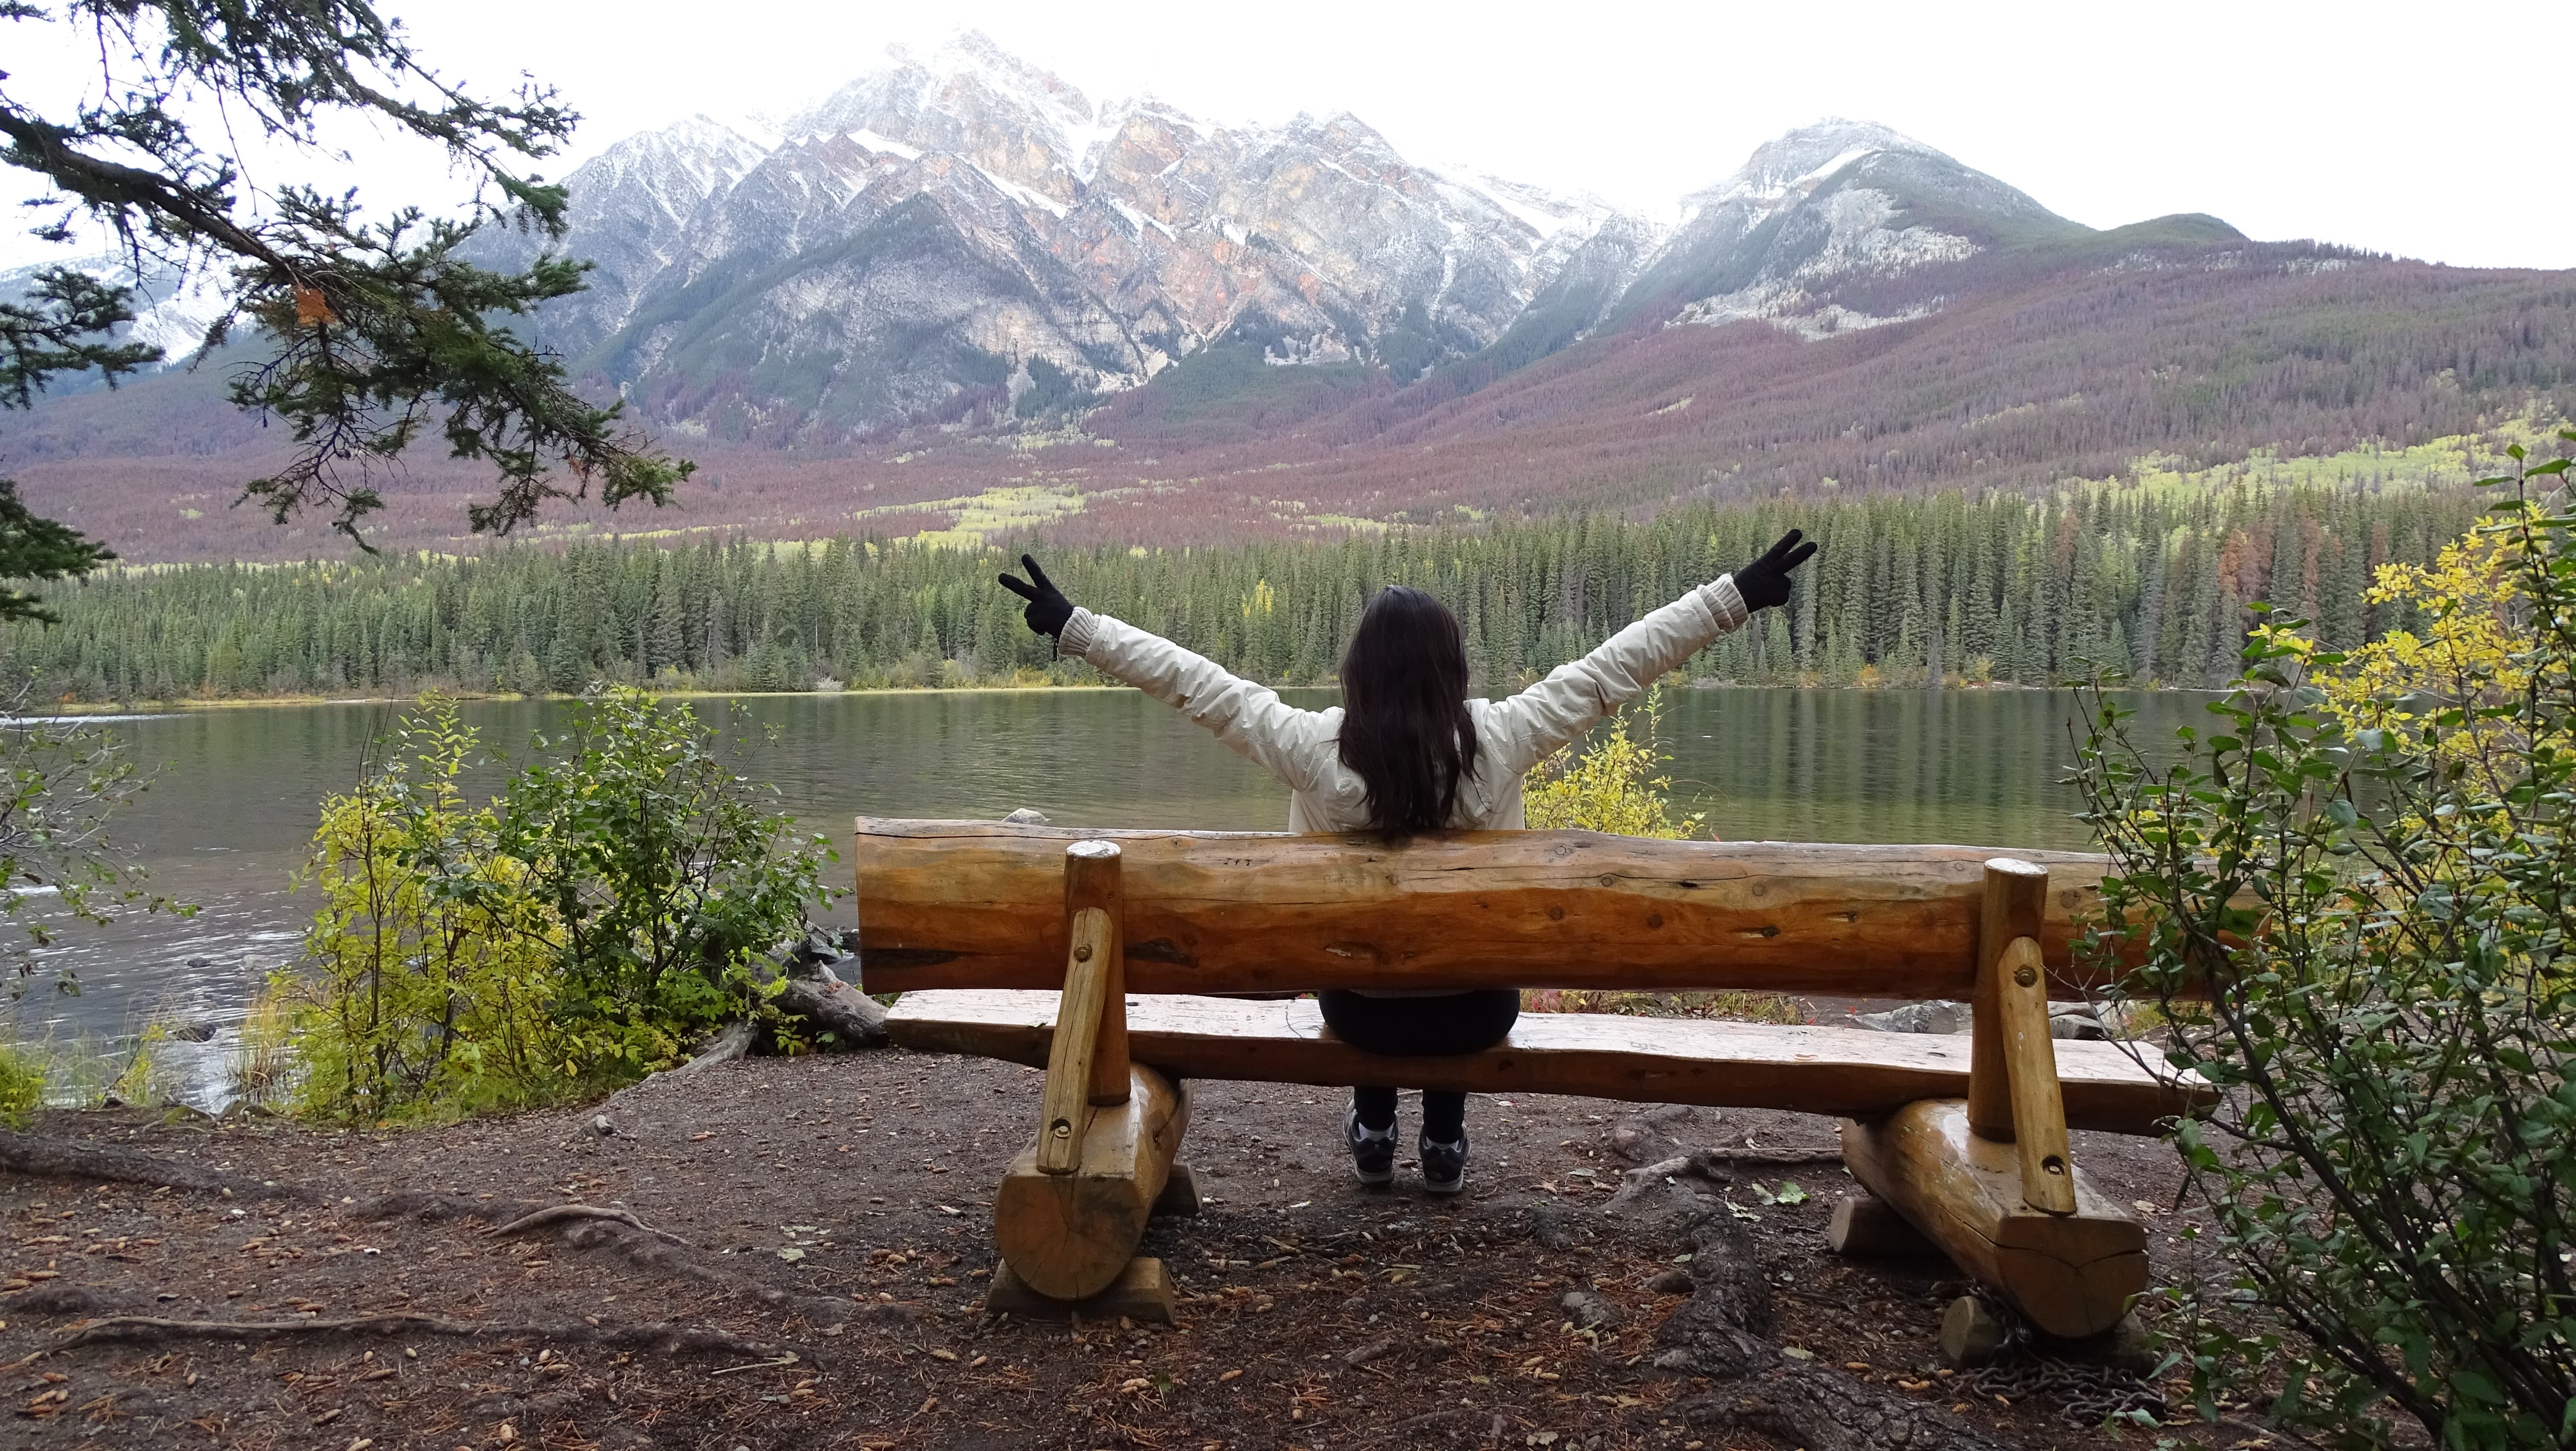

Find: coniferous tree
<box><xmin>0</xmin><ymin>0</ymin><xmax>691</xmax><ymax>607</ymax></box>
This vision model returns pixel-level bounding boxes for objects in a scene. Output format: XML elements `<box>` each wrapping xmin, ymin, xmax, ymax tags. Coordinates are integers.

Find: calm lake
<box><xmin>4</xmin><ymin>686</ymin><xmax>2207</xmax><ymax>1102</ymax></box>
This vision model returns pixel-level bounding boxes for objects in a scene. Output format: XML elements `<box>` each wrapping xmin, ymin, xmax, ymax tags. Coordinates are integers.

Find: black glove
<box><xmin>998</xmin><ymin>554</ymin><xmax>1075</xmax><ymax>639</ymax></box>
<box><xmin>1733</xmin><ymin>529</ymin><xmax>1817</xmax><ymax>612</ymax></box>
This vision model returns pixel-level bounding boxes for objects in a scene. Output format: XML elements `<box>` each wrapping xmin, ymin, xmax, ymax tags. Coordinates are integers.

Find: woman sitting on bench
<box><xmin>998</xmin><ymin>532</ymin><xmax>1815</xmax><ymax>1194</ymax></box>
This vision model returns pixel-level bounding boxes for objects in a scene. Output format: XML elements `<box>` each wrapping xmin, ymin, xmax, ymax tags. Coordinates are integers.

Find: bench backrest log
<box><xmin>855</xmin><ymin>817</ymin><xmax>2119</xmax><ymax>999</ymax></box>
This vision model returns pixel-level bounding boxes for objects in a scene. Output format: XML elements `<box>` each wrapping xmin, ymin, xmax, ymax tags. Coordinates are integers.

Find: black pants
<box><xmin>1318</xmin><ymin>988</ymin><xmax>1520</xmax><ymax>1142</ymax></box>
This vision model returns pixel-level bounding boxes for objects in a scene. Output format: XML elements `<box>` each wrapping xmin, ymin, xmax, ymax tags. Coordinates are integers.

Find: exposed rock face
<box><xmin>466</xmin><ymin>39</ymin><xmax>2105</xmax><ymax>442</ymax></box>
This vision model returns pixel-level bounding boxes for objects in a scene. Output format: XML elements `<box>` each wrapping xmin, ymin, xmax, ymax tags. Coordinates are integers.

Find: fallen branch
<box><xmin>670</xmin><ymin>1022</ymin><xmax>755</xmax><ymax>1078</ymax></box>
<box><xmin>487</xmin><ymin>1203</ymin><xmax>691</xmax><ymax>1247</ymax></box>
<box><xmin>772</xmin><ymin>963</ymin><xmax>889</xmax><ymax>1049</ymax></box>
<box><xmin>56</xmin><ymin>1311</ymin><xmax>812</xmax><ymax>1365</ymax></box>
<box><xmin>1340</xmin><ymin>1337</ymin><xmax>1398</xmax><ymax>1368</ymax></box>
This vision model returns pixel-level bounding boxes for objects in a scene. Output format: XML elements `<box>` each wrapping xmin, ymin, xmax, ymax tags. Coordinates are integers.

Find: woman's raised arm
<box><xmin>1001</xmin><ymin>555</ymin><xmax>1337</xmax><ymax>792</ymax></box>
<box><xmin>1482</xmin><ymin>529</ymin><xmax>1815</xmax><ymax>775</ymax></box>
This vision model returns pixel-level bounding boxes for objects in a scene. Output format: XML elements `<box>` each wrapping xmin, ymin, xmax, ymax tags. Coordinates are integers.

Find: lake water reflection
<box><xmin>6</xmin><ymin>685</ymin><xmax>2206</xmax><ymax>1080</ymax></box>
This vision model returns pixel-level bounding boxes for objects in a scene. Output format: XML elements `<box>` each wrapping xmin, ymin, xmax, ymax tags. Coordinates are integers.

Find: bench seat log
<box><xmin>1841</xmin><ymin>1101</ymin><xmax>2148</xmax><ymax>1339</ymax></box>
<box><xmin>886</xmin><ymin>989</ymin><xmax>2211</xmax><ymax>1135</ymax></box>
<box><xmin>857</xmin><ymin>819</ymin><xmax>2124</xmax><ymax>999</ymax></box>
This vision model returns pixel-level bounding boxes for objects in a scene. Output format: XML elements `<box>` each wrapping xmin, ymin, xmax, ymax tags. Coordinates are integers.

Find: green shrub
<box><xmin>284</xmin><ymin>689</ymin><xmax>834</xmax><ymax>1121</ymax></box>
<box><xmin>499</xmin><ymin>687</ymin><xmax>832</xmax><ymax>1069</ymax></box>
<box><xmin>2070</xmin><ymin>435</ymin><xmax>2576</xmax><ymax>1448</ymax></box>
<box><xmin>227</xmin><ymin>985</ymin><xmax>294</xmax><ymax>1111</ymax></box>
<box><xmin>287</xmin><ymin>698</ymin><xmax>573</xmax><ymax>1120</ymax></box>
<box><xmin>1521</xmin><ymin>988</ymin><xmax>1803</xmax><ymax>1023</ymax></box>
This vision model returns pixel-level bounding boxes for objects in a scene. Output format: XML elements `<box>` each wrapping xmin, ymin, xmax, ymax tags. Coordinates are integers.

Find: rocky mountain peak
<box><xmin>1699</xmin><ymin>117</ymin><xmax>1951</xmax><ymax>208</ymax></box>
<box><xmin>574</xmin><ymin>115</ymin><xmax>771</xmax><ymax>216</ymax></box>
<box><xmin>788</xmin><ymin>32</ymin><xmax>1110</xmax><ymax>199</ymax></box>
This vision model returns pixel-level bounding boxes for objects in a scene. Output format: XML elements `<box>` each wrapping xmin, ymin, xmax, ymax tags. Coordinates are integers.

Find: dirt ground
<box><xmin>0</xmin><ymin>1044</ymin><xmax>2282</xmax><ymax>1451</ymax></box>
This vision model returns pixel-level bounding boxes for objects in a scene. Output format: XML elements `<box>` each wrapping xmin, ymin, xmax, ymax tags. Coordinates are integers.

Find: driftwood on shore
<box><xmin>772</xmin><ymin>959</ymin><xmax>889</xmax><ymax>1048</ymax></box>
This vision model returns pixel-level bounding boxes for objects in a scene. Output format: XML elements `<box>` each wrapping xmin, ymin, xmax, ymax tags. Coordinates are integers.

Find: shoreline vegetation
<box><xmin>0</xmin><ymin>481</ymin><xmax>2489</xmax><ymax>705</ymax></box>
<box><xmin>25</xmin><ymin>674</ymin><xmax>2226</xmax><ymax>713</ymax></box>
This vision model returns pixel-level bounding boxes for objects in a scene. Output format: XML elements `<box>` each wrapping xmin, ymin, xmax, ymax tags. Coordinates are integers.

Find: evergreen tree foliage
<box><xmin>0</xmin><ymin>264</ymin><xmax>153</xmax><ymax>619</ymax></box>
<box><xmin>0</xmin><ymin>0</ymin><xmax>691</xmax><ymax>587</ymax></box>
<box><xmin>0</xmin><ymin>484</ymin><xmax>2482</xmax><ymax>702</ymax></box>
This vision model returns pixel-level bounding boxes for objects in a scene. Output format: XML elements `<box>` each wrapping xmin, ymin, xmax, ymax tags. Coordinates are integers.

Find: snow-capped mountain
<box><xmin>47</xmin><ymin>34</ymin><xmax>2194</xmax><ymax>444</ymax></box>
<box><xmin>488</xmin><ymin>32</ymin><xmax>1646</xmax><ymax>441</ymax></box>
<box><xmin>1619</xmin><ymin>120</ymin><xmax>2084</xmax><ymax>338</ymax></box>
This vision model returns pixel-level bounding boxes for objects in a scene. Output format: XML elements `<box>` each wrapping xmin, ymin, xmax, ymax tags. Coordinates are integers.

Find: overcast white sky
<box><xmin>9</xmin><ymin>0</ymin><xmax>2574</xmax><ymax>269</ymax></box>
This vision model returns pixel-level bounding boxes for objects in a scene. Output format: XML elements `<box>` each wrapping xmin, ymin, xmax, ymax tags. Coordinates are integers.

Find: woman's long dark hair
<box><xmin>1337</xmin><ymin>586</ymin><xmax>1478</xmax><ymax>835</ymax></box>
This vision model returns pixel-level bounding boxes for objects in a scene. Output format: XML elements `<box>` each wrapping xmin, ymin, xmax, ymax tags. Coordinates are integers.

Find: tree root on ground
<box><xmin>0</xmin><ymin>1135</ymin><xmax>888</xmax><ymax>1330</ymax></box>
<box><xmin>0</xmin><ymin>1129</ymin><xmax>315</xmax><ymax>1201</ymax></box>
<box><xmin>54</xmin><ymin>1311</ymin><xmax>815</xmax><ymax>1365</ymax></box>
<box><xmin>552</xmin><ymin>1217</ymin><xmax>890</xmax><ymax>1328</ymax></box>
<box><xmin>1653</xmin><ymin>1213</ymin><xmax>2007</xmax><ymax>1451</ymax></box>
<box><xmin>487</xmin><ymin>1202</ymin><xmax>691</xmax><ymax>1246</ymax></box>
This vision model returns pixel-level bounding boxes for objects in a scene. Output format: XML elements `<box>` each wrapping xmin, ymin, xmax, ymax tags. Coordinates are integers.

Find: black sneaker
<box><xmin>1420</xmin><ymin>1131</ymin><xmax>1467</xmax><ymax>1195</ymax></box>
<box><xmin>1346</xmin><ymin>1106</ymin><xmax>1396</xmax><ymax>1186</ymax></box>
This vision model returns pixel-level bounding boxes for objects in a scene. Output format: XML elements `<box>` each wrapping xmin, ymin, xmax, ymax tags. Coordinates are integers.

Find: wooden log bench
<box><xmin>857</xmin><ymin>817</ymin><xmax>2213</xmax><ymax>1337</ymax></box>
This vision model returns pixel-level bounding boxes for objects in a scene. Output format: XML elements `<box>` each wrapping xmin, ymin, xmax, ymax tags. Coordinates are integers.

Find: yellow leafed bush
<box><xmin>2302</xmin><ymin>513</ymin><xmax>2556</xmax><ymax>773</ymax></box>
<box><xmin>1522</xmin><ymin>685</ymin><xmax>1746</xmax><ymax>1016</ymax></box>
<box><xmin>1523</xmin><ymin>684</ymin><xmax>1707</xmax><ymax>840</ymax></box>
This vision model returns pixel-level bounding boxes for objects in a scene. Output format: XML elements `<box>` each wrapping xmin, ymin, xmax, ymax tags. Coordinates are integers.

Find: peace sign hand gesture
<box><xmin>998</xmin><ymin>554</ymin><xmax>1076</xmax><ymax>639</ymax></box>
<box><xmin>1732</xmin><ymin>529</ymin><xmax>1818</xmax><ymax>612</ymax></box>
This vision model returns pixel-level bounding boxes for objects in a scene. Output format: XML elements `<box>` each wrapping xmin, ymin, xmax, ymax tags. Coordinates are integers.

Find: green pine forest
<box><xmin>0</xmin><ymin>484</ymin><xmax>2485</xmax><ymax>703</ymax></box>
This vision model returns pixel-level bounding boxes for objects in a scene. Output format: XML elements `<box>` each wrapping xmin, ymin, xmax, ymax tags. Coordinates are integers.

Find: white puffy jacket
<box><xmin>1057</xmin><ymin>575</ymin><xmax>1752</xmax><ymax>832</ymax></box>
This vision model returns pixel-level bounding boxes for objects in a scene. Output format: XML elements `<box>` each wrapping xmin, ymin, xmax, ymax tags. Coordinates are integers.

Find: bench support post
<box><xmin>1966</xmin><ymin>858</ymin><xmax>2078</xmax><ymax>1213</ymax></box>
<box><xmin>1995</xmin><ymin>935</ymin><xmax>2076</xmax><ymax>1213</ymax></box>
<box><xmin>1037</xmin><ymin>842</ymin><xmax>1129</xmax><ymax>1176</ymax></box>
<box><xmin>994</xmin><ymin>839</ymin><xmax>1188</xmax><ymax>1311</ymax></box>
<box><xmin>1844</xmin><ymin>858</ymin><xmax>2139</xmax><ymax>1335</ymax></box>
<box><xmin>994</xmin><ymin>1061</ymin><xmax>1189</xmax><ymax>1305</ymax></box>
<box><xmin>1967</xmin><ymin>858</ymin><xmax>2049</xmax><ymax>1139</ymax></box>
<box><xmin>1064</xmin><ymin>840</ymin><xmax>1129</xmax><ymax>1107</ymax></box>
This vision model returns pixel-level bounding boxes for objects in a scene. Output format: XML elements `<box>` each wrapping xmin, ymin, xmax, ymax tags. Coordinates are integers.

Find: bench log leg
<box><xmin>1839</xmin><ymin>1099</ymin><xmax>2146</xmax><ymax>1340</ymax></box>
<box><xmin>993</xmin><ymin>1064</ymin><xmax>1189</xmax><ymax>1302</ymax></box>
